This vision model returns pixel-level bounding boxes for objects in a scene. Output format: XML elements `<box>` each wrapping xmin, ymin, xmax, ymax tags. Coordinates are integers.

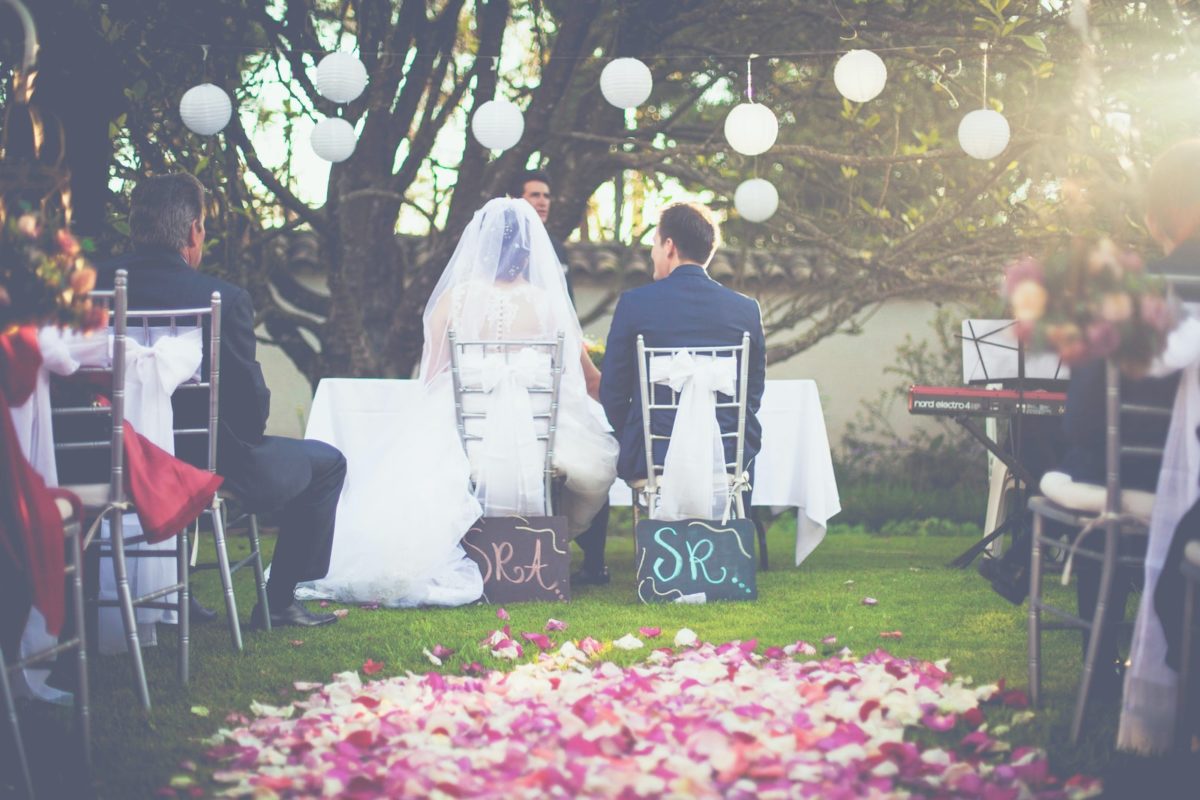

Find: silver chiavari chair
<box><xmin>448</xmin><ymin>331</ymin><xmax>565</xmax><ymax>516</ymax></box>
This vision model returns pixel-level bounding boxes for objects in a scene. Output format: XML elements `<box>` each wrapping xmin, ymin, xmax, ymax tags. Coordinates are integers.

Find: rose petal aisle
<box><xmin>202</xmin><ymin>635</ymin><xmax>1101</xmax><ymax>799</ymax></box>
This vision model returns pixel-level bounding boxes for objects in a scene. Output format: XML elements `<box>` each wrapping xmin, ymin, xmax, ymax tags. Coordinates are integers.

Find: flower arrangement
<box><xmin>1004</xmin><ymin>237</ymin><xmax>1174</xmax><ymax>376</ymax></box>
<box><xmin>0</xmin><ymin>208</ymin><xmax>104</xmax><ymax>332</ymax></box>
<box><xmin>583</xmin><ymin>334</ymin><xmax>605</xmax><ymax>370</ymax></box>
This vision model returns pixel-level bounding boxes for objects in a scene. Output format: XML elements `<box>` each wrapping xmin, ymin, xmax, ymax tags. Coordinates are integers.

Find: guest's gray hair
<box><xmin>128</xmin><ymin>173</ymin><xmax>206</xmax><ymax>251</ymax></box>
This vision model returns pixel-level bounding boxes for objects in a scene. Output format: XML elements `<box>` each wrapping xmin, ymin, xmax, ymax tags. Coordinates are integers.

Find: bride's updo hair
<box><xmin>493</xmin><ymin>206</ymin><xmax>531</xmax><ymax>282</ymax></box>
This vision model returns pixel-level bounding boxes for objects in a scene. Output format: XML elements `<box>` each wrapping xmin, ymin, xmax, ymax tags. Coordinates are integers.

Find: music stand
<box><xmin>948</xmin><ymin>320</ymin><xmax>1068</xmax><ymax>568</ymax></box>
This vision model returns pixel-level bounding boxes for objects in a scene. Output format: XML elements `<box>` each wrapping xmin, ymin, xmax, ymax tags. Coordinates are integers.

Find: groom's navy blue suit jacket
<box><xmin>599</xmin><ymin>264</ymin><xmax>766</xmax><ymax>483</ymax></box>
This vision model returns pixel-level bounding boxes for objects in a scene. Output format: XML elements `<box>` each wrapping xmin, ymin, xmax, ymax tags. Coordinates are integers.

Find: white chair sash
<box><xmin>119</xmin><ymin>329</ymin><xmax>203</xmax><ymax>454</ymax></box>
<box><xmin>460</xmin><ymin>348</ymin><xmax>552</xmax><ymax>516</ymax></box>
<box><xmin>649</xmin><ymin>350</ymin><xmax>737</xmax><ymax>521</ymax></box>
<box><xmin>8</xmin><ymin>327</ymin><xmax>108</xmax><ymax>487</ymax></box>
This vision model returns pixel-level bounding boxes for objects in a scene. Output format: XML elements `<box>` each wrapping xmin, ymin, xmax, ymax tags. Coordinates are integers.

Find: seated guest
<box><xmin>96</xmin><ymin>173</ymin><xmax>345</xmax><ymax>628</ymax></box>
<box><xmin>598</xmin><ymin>202</ymin><xmax>766</xmax><ymax>573</ymax></box>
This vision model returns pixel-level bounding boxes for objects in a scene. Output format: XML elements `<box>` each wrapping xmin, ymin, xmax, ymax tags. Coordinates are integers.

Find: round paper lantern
<box><xmin>471</xmin><ymin>100</ymin><xmax>525</xmax><ymax>151</ymax></box>
<box><xmin>179</xmin><ymin>83</ymin><xmax>232</xmax><ymax>136</ymax></box>
<box><xmin>734</xmin><ymin>178</ymin><xmax>779</xmax><ymax>223</ymax></box>
<box><xmin>723</xmin><ymin>102</ymin><xmax>779</xmax><ymax>156</ymax></box>
<box><xmin>600</xmin><ymin>57</ymin><xmax>653</xmax><ymax>109</ymax></box>
<box><xmin>310</xmin><ymin>116</ymin><xmax>357</xmax><ymax>162</ymax></box>
<box><xmin>833</xmin><ymin>50</ymin><xmax>887</xmax><ymax>103</ymax></box>
<box><xmin>957</xmin><ymin>109</ymin><xmax>1011</xmax><ymax>160</ymax></box>
<box><xmin>316</xmin><ymin>52</ymin><xmax>368</xmax><ymax>104</ymax></box>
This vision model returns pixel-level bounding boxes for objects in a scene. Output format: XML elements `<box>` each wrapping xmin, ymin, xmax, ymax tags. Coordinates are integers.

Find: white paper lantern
<box><xmin>600</xmin><ymin>57</ymin><xmax>653</xmax><ymax>109</ymax></box>
<box><xmin>471</xmin><ymin>100</ymin><xmax>525</xmax><ymax>151</ymax></box>
<box><xmin>310</xmin><ymin>116</ymin><xmax>357</xmax><ymax>162</ymax></box>
<box><xmin>957</xmin><ymin>109</ymin><xmax>1011</xmax><ymax>160</ymax></box>
<box><xmin>734</xmin><ymin>178</ymin><xmax>779</xmax><ymax>223</ymax></box>
<box><xmin>724</xmin><ymin>102</ymin><xmax>779</xmax><ymax>156</ymax></box>
<box><xmin>833</xmin><ymin>50</ymin><xmax>887</xmax><ymax>103</ymax></box>
<box><xmin>316</xmin><ymin>52</ymin><xmax>368</xmax><ymax>104</ymax></box>
<box><xmin>179</xmin><ymin>83</ymin><xmax>232</xmax><ymax>136</ymax></box>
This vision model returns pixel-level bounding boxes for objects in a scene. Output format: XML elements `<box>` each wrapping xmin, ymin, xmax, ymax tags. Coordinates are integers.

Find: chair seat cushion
<box><xmin>1040</xmin><ymin>471</ymin><xmax>1155</xmax><ymax>520</ymax></box>
<box><xmin>59</xmin><ymin>483</ymin><xmax>112</xmax><ymax>510</ymax></box>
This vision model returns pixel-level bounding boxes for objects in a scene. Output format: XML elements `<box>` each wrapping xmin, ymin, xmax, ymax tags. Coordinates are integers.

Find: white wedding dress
<box><xmin>296</xmin><ymin>199</ymin><xmax>617</xmax><ymax>607</ymax></box>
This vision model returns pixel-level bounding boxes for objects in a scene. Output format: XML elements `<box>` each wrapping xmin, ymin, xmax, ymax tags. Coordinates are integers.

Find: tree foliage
<box><xmin>3</xmin><ymin>0</ymin><xmax>1198</xmax><ymax>381</ymax></box>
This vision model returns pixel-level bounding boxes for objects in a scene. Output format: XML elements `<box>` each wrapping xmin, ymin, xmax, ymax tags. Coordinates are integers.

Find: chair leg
<box><xmin>751</xmin><ymin>507</ymin><xmax>769</xmax><ymax>571</ymax></box>
<box><xmin>1</xmin><ymin>645</ymin><xmax>35</xmax><ymax>800</ymax></box>
<box><xmin>68</xmin><ymin>525</ymin><xmax>91</xmax><ymax>770</ymax></box>
<box><xmin>177</xmin><ymin>528</ymin><xmax>190</xmax><ymax>686</ymax></box>
<box><xmin>210</xmin><ymin>503</ymin><xmax>243</xmax><ymax>652</ymax></box>
<box><xmin>248</xmin><ymin>514</ymin><xmax>271</xmax><ymax>631</ymax></box>
<box><xmin>1071</xmin><ymin>525</ymin><xmax>1119</xmax><ymax>744</ymax></box>
<box><xmin>1028</xmin><ymin>511</ymin><xmax>1044</xmax><ymax>708</ymax></box>
<box><xmin>109</xmin><ymin>511</ymin><xmax>151</xmax><ymax>710</ymax></box>
<box><xmin>1176</xmin><ymin>574</ymin><xmax>1196</xmax><ymax>752</ymax></box>
<box><xmin>631</xmin><ymin>488</ymin><xmax>640</xmax><ymax>530</ymax></box>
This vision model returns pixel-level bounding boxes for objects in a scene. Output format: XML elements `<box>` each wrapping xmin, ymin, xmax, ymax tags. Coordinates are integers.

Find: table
<box><xmin>308</xmin><ymin>378</ymin><xmax>841</xmax><ymax>566</ymax></box>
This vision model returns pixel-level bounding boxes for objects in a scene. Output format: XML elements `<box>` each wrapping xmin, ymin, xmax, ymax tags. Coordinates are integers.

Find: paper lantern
<box><xmin>471</xmin><ymin>100</ymin><xmax>525</xmax><ymax>151</ymax></box>
<box><xmin>723</xmin><ymin>102</ymin><xmax>779</xmax><ymax>156</ymax></box>
<box><xmin>316</xmin><ymin>52</ymin><xmax>368</xmax><ymax>104</ymax></box>
<box><xmin>833</xmin><ymin>50</ymin><xmax>887</xmax><ymax>103</ymax></box>
<box><xmin>734</xmin><ymin>178</ymin><xmax>779</xmax><ymax>223</ymax></box>
<box><xmin>310</xmin><ymin>116</ymin><xmax>357</xmax><ymax>162</ymax></box>
<box><xmin>600</xmin><ymin>57</ymin><xmax>653</xmax><ymax>109</ymax></box>
<box><xmin>179</xmin><ymin>83</ymin><xmax>232</xmax><ymax>136</ymax></box>
<box><xmin>957</xmin><ymin>109</ymin><xmax>1011</xmax><ymax>160</ymax></box>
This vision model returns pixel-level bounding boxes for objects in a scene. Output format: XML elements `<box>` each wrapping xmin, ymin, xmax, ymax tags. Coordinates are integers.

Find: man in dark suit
<box><xmin>97</xmin><ymin>173</ymin><xmax>343</xmax><ymax>628</ymax></box>
<box><xmin>595</xmin><ymin>202</ymin><xmax>766</xmax><ymax>580</ymax></box>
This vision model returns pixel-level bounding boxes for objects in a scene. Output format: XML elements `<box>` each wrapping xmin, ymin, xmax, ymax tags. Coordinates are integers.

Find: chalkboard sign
<box><xmin>462</xmin><ymin>516</ymin><xmax>571</xmax><ymax>603</ymax></box>
<box><xmin>635</xmin><ymin>518</ymin><xmax>757</xmax><ymax>603</ymax></box>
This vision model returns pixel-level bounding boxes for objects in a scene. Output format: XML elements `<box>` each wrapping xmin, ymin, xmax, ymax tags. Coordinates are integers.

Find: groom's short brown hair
<box><xmin>658</xmin><ymin>202</ymin><xmax>720</xmax><ymax>266</ymax></box>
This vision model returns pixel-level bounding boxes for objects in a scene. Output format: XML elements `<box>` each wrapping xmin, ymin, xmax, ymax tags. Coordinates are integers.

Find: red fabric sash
<box><xmin>122</xmin><ymin>421</ymin><xmax>222</xmax><ymax>543</ymax></box>
<box><xmin>0</xmin><ymin>327</ymin><xmax>66</xmax><ymax>635</ymax></box>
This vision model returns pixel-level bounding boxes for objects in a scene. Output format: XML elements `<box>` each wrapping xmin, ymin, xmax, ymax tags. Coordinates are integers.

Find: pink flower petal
<box><xmin>521</xmin><ymin>632</ymin><xmax>553</xmax><ymax>650</ymax></box>
<box><xmin>880</xmin><ymin>630</ymin><xmax>903</xmax><ymax>639</ymax></box>
<box><xmin>332</xmin><ymin>608</ymin><xmax>349</xmax><ymax>619</ymax></box>
<box><xmin>821</xmin><ymin>635</ymin><xmax>837</xmax><ymax>646</ymax></box>
<box><xmin>431</xmin><ymin>644</ymin><xmax>455</xmax><ymax>659</ymax></box>
<box><xmin>638</xmin><ymin>626</ymin><xmax>662</xmax><ymax>638</ymax></box>
<box><xmin>545</xmin><ymin>618</ymin><xmax>568</xmax><ymax>632</ymax></box>
<box><xmin>578</xmin><ymin>636</ymin><xmax>602</xmax><ymax>656</ymax></box>
<box><xmin>861</xmin><ymin>597</ymin><xmax>878</xmax><ymax>606</ymax></box>
<box><xmin>496</xmin><ymin>607</ymin><xmax>510</xmax><ymax>621</ymax></box>
<box><xmin>361</xmin><ymin>658</ymin><xmax>384</xmax><ymax>675</ymax></box>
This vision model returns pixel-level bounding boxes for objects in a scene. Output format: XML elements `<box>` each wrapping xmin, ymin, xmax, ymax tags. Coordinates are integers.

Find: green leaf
<box><xmin>1018</xmin><ymin>35</ymin><xmax>1047</xmax><ymax>53</ymax></box>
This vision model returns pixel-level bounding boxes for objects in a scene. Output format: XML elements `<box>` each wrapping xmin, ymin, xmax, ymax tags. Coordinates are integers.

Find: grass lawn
<box><xmin>11</xmin><ymin>513</ymin><xmax>1130</xmax><ymax>798</ymax></box>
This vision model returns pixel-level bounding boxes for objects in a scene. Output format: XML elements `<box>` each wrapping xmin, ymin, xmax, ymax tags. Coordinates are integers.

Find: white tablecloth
<box><xmin>606</xmin><ymin>379</ymin><xmax>840</xmax><ymax>565</ymax></box>
<box><xmin>308</xmin><ymin>378</ymin><xmax>841</xmax><ymax>567</ymax></box>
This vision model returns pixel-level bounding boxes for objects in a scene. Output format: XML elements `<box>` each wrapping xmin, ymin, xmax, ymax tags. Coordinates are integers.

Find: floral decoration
<box><xmin>198</xmin><ymin>635</ymin><xmax>1100</xmax><ymax>799</ymax></box>
<box><xmin>1004</xmin><ymin>237</ymin><xmax>1174</xmax><ymax>375</ymax></box>
<box><xmin>0</xmin><ymin>209</ymin><xmax>104</xmax><ymax>331</ymax></box>
<box><xmin>583</xmin><ymin>334</ymin><xmax>605</xmax><ymax>370</ymax></box>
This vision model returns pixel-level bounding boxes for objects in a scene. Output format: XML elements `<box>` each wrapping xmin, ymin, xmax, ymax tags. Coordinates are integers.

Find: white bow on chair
<box><xmin>119</xmin><ymin>329</ymin><xmax>203</xmax><ymax>453</ymax></box>
<box><xmin>464</xmin><ymin>348</ymin><xmax>552</xmax><ymax>516</ymax></box>
<box><xmin>649</xmin><ymin>350</ymin><xmax>737</xmax><ymax>521</ymax></box>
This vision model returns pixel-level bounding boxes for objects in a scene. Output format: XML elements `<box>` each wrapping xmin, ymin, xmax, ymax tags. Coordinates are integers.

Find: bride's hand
<box><xmin>581</xmin><ymin>346</ymin><xmax>602</xmax><ymax>401</ymax></box>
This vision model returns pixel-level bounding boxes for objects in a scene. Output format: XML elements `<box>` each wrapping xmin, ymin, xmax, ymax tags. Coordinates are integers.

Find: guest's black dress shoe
<box><xmin>978</xmin><ymin>556</ymin><xmax>1028</xmax><ymax>605</ymax></box>
<box><xmin>190</xmin><ymin>595</ymin><xmax>218</xmax><ymax>624</ymax></box>
<box><xmin>571</xmin><ymin>566</ymin><xmax>611</xmax><ymax>586</ymax></box>
<box><xmin>250</xmin><ymin>600</ymin><xmax>337</xmax><ymax>629</ymax></box>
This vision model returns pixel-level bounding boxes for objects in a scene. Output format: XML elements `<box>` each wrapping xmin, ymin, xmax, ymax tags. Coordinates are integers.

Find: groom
<box><xmin>598</xmin><ymin>202</ymin><xmax>766</xmax><ymax>543</ymax></box>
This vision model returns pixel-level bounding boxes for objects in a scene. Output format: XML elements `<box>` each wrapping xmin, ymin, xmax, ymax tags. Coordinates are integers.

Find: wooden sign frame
<box><xmin>462</xmin><ymin>515</ymin><xmax>571</xmax><ymax>603</ymax></box>
<box><xmin>635</xmin><ymin>518</ymin><xmax>757</xmax><ymax>603</ymax></box>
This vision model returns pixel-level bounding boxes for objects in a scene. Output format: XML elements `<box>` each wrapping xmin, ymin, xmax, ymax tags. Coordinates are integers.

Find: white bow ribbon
<box><xmin>462</xmin><ymin>348</ymin><xmax>552</xmax><ymax>516</ymax></box>
<box><xmin>119</xmin><ymin>329</ymin><xmax>203</xmax><ymax>454</ymax></box>
<box><xmin>649</xmin><ymin>350</ymin><xmax>737</xmax><ymax>521</ymax></box>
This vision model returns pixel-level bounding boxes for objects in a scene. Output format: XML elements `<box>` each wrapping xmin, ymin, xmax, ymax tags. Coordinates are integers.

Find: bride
<box><xmin>296</xmin><ymin>198</ymin><xmax>617</xmax><ymax>607</ymax></box>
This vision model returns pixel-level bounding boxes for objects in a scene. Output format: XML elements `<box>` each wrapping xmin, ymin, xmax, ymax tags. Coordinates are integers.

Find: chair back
<box><xmin>1102</xmin><ymin>358</ymin><xmax>1171</xmax><ymax>515</ymax></box>
<box><xmin>52</xmin><ymin>270</ymin><xmax>222</xmax><ymax>489</ymax></box>
<box><xmin>447</xmin><ymin>330</ymin><xmax>565</xmax><ymax>515</ymax></box>
<box><xmin>635</xmin><ymin>332</ymin><xmax>752</xmax><ymax>517</ymax></box>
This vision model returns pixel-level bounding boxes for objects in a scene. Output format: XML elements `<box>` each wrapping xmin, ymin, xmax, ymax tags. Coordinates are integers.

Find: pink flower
<box><xmin>1119</xmin><ymin>247</ymin><xmax>1145</xmax><ymax>274</ymax></box>
<box><xmin>1085</xmin><ymin>320</ymin><xmax>1119</xmax><ymax>358</ymax></box>
<box><xmin>16</xmin><ymin>213</ymin><xmax>41</xmax><ymax>239</ymax></box>
<box><xmin>545</xmin><ymin>618</ymin><xmax>567</xmax><ymax>632</ymax></box>
<box><xmin>56</xmin><ymin>228</ymin><xmax>81</xmax><ymax>258</ymax></box>
<box><xmin>638</xmin><ymin>626</ymin><xmax>662</xmax><ymax>638</ymax></box>
<box><xmin>1099</xmin><ymin>292</ymin><xmax>1133</xmax><ymax>323</ymax></box>
<box><xmin>1003</xmin><ymin>256</ymin><xmax>1043</xmax><ymax>296</ymax></box>
<box><xmin>521</xmin><ymin>632</ymin><xmax>553</xmax><ymax>650</ymax></box>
